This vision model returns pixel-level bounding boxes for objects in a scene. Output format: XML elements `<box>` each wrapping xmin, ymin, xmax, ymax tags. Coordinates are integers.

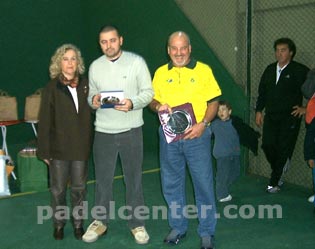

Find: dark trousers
<box><xmin>93</xmin><ymin>127</ymin><xmax>145</xmax><ymax>229</ymax></box>
<box><xmin>49</xmin><ymin>160</ymin><xmax>88</xmax><ymax>228</ymax></box>
<box><xmin>262</xmin><ymin>114</ymin><xmax>301</xmax><ymax>186</ymax></box>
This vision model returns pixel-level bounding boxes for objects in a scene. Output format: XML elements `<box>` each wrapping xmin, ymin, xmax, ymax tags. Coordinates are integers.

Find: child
<box><xmin>211</xmin><ymin>100</ymin><xmax>260</xmax><ymax>202</ymax></box>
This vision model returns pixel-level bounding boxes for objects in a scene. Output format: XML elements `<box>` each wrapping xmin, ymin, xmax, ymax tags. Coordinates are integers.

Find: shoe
<box><xmin>219</xmin><ymin>194</ymin><xmax>232</xmax><ymax>202</ymax></box>
<box><xmin>163</xmin><ymin>229</ymin><xmax>186</xmax><ymax>245</ymax></box>
<box><xmin>308</xmin><ymin>195</ymin><xmax>315</xmax><ymax>203</ymax></box>
<box><xmin>53</xmin><ymin>227</ymin><xmax>64</xmax><ymax>240</ymax></box>
<box><xmin>82</xmin><ymin>220</ymin><xmax>107</xmax><ymax>243</ymax></box>
<box><xmin>200</xmin><ymin>235</ymin><xmax>215</xmax><ymax>249</ymax></box>
<box><xmin>74</xmin><ymin>227</ymin><xmax>84</xmax><ymax>240</ymax></box>
<box><xmin>131</xmin><ymin>226</ymin><xmax>149</xmax><ymax>244</ymax></box>
<box><xmin>266</xmin><ymin>185</ymin><xmax>280</xmax><ymax>193</ymax></box>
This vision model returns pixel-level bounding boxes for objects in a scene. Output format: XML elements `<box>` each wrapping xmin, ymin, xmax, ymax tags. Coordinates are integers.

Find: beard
<box><xmin>105</xmin><ymin>48</ymin><xmax>121</xmax><ymax>60</ymax></box>
<box><xmin>172</xmin><ymin>56</ymin><xmax>190</xmax><ymax>67</ymax></box>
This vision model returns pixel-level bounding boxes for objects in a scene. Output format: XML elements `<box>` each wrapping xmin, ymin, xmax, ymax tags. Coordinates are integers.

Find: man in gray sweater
<box><xmin>82</xmin><ymin>25</ymin><xmax>153</xmax><ymax>245</ymax></box>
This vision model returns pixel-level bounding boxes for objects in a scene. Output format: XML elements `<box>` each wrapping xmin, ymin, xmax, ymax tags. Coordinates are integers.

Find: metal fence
<box><xmin>176</xmin><ymin>0</ymin><xmax>315</xmax><ymax>188</ymax></box>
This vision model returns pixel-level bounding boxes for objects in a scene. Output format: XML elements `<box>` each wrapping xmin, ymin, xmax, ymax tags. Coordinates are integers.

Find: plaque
<box><xmin>100</xmin><ymin>90</ymin><xmax>124</xmax><ymax>108</ymax></box>
<box><xmin>158</xmin><ymin>103</ymin><xmax>196</xmax><ymax>143</ymax></box>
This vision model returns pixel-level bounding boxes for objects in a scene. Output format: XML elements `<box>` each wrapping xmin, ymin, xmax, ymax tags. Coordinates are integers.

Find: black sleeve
<box><xmin>255</xmin><ymin>67</ymin><xmax>269</xmax><ymax>112</ymax></box>
<box><xmin>231</xmin><ymin>116</ymin><xmax>261</xmax><ymax>155</ymax></box>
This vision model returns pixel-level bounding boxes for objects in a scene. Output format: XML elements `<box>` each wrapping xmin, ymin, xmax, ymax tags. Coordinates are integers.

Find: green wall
<box><xmin>0</xmin><ymin>0</ymin><xmax>86</xmax><ymax>150</ymax></box>
<box><xmin>0</xmin><ymin>0</ymin><xmax>246</xmax><ymax>164</ymax></box>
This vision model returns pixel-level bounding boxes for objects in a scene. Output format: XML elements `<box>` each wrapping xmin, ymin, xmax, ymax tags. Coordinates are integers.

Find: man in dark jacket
<box><xmin>255</xmin><ymin>38</ymin><xmax>309</xmax><ymax>193</ymax></box>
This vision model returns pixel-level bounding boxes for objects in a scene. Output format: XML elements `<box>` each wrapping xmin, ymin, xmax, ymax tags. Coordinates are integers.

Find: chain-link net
<box><xmin>176</xmin><ymin>0</ymin><xmax>315</xmax><ymax>189</ymax></box>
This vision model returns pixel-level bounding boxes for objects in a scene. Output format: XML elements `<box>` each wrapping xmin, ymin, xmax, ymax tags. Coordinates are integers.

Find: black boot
<box><xmin>53</xmin><ymin>227</ymin><xmax>64</xmax><ymax>240</ymax></box>
<box><xmin>74</xmin><ymin>227</ymin><xmax>84</xmax><ymax>240</ymax></box>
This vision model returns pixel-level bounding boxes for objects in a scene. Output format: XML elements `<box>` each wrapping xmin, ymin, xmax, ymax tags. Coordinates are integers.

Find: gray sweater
<box><xmin>88</xmin><ymin>51</ymin><xmax>154</xmax><ymax>133</ymax></box>
<box><xmin>211</xmin><ymin>118</ymin><xmax>240</xmax><ymax>159</ymax></box>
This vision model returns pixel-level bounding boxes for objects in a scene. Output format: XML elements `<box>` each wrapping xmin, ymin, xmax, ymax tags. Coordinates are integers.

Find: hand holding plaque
<box><xmin>158</xmin><ymin>103</ymin><xmax>196</xmax><ymax>143</ymax></box>
<box><xmin>100</xmin><ymin>90</ymin><xmax>124</xmax><ymax>108</ymax></box>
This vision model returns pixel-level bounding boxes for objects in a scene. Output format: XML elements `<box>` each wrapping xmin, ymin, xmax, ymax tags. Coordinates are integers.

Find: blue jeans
<box><xmin>159</xmin><ymin>126</ymin><xmax>217</xmax><ymax>237</ymax></box>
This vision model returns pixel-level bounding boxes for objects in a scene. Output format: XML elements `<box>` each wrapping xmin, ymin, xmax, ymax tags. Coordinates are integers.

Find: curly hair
<box><xmin>49</xmin><ymin>44</ymin><xmax>85</xmax><ymax>79</ymax></box>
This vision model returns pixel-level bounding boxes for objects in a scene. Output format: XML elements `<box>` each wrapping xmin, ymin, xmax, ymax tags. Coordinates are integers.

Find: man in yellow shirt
<box><xmin>149</xmin><ymin>31</ymin><xmax>221</xmax><ymax>249</ymax></box>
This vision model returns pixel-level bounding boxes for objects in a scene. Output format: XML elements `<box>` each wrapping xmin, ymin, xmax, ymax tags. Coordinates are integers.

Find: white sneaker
<box><xmin>308</xmin><ymin>195</ymin><xmax>315</xmax><ymax>203</ymax></box>
<box><xmin>82</xmin><ymin>220</ymin><xmax>107</xmax><ymax>243</ymax></box>
<box><xmin>131</xmin><ymin>226</ymin><xmax>150</xmax><ymax>244</ymax></box>
<box><xmin>266</xmin><ymin>185</ymin><xmax>280</xmax><ymax>193</ymax></box>
<box><xmin>219</xmin><ymin>194</ymin><xmax>232</xmax><ymax>202</ymax></box>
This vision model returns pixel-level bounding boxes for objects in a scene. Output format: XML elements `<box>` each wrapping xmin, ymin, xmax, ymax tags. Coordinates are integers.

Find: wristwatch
<box><xmin>201</xmin><ymin>119</ymin><xmax>210</xmax><ymax>127</ymax></box>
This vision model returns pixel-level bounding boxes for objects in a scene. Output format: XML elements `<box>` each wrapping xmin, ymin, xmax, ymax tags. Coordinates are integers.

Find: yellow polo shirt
<box><xmin>152</xmin><ymin>59</ymin><xmax>222</xmax><ymax>122</ymax></box>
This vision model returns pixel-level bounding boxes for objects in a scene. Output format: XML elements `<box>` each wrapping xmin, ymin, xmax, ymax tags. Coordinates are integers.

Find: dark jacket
<box><xmin>256</xmin><ymin>60</ymin><xmax>309</xmax><ymax>115</ymax></box>
<box><xmin>37</xmin><ymin>77</ymin><xmax>92</xmax><ymax>161</ymax></box>
<box><xmin>231</xmin><ymin>116</ymin><xmax>260</xmax><ymax>155</ymax></box>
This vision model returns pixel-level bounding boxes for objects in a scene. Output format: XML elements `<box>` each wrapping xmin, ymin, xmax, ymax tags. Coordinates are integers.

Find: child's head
<box><xmin>218</xmin><ymin>100</ymin><xmax>232</xmax><ymax>121</ymax></box>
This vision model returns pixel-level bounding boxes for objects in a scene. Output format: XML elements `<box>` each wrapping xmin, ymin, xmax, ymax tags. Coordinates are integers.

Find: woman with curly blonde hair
<box><xmin>37</xmin><ymin>43</ymin><xmax>92</xmax><ymax>241</ymax></box>
<box><xmin>49</xmin><ymin>44</ymin><xmax>85</xmax><ymax>79</ymax></box>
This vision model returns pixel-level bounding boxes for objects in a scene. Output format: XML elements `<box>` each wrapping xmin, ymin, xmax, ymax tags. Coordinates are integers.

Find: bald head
<box><xmin>168</xmin><ymin>31</ymin><xmax>190</xmax><ymax>46</ymax></box>
<box><xmin>167</xmin><ymin>31</ymin><xmax>191</xmax><ymax>67</ymax></box>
